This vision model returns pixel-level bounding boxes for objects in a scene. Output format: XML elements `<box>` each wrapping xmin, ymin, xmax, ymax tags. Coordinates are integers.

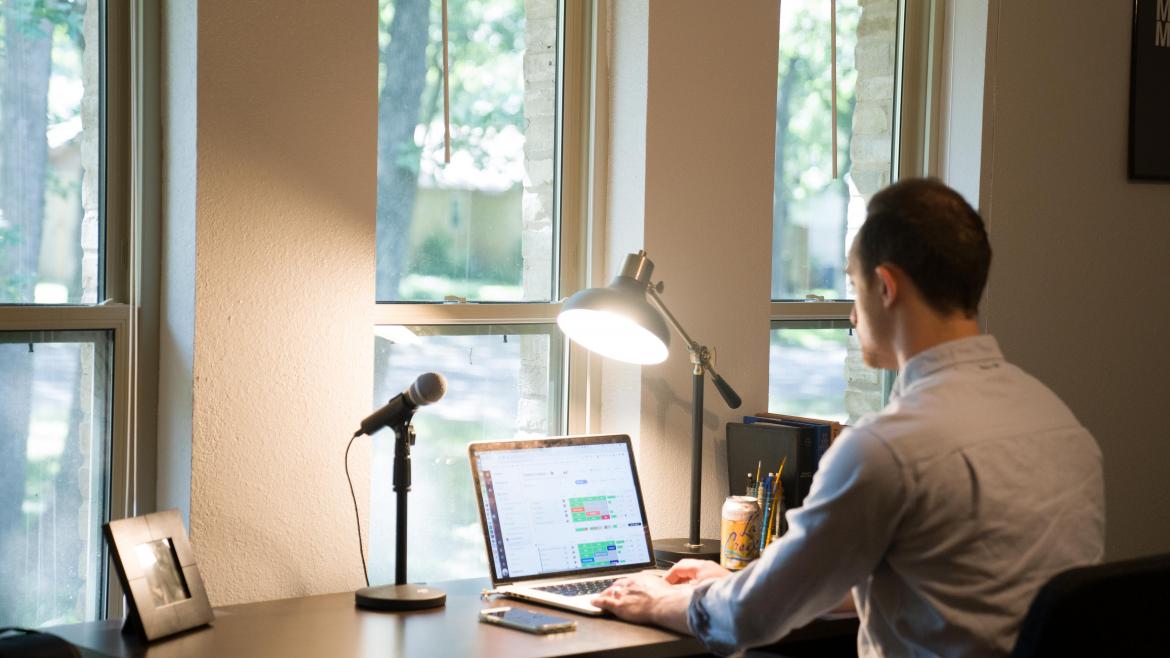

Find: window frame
<box><xmin>371</xmin><ymin>0</ymin><xmax>603</xmax><ymax>435</ymax></box>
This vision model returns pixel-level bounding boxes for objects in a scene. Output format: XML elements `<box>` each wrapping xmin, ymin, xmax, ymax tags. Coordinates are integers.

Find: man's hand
<box><xmin>591</xmin><ymin>573</ymin><xmax>693</xmax><ymax>634</ymax></box>
<box><xmin>664</xmin><ymin>558</ymin><xmax>731</xmax><ymax>585</ymax></box>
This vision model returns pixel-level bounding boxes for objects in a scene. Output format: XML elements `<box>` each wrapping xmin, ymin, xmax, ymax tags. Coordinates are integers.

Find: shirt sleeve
<box><xmin>687</xmin><ymin>426</ymin><xmax>909</xmax><ymax>656</ymax></box>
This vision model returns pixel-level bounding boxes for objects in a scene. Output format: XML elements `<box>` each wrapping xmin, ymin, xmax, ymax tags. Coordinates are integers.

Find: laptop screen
<box><xmin>469</xmin><ymin>435</ymin><xmax>655</xmax><ymax>583</ymax></box>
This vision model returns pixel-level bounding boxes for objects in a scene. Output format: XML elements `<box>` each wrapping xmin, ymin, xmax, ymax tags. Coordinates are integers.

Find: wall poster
<box><xmin>1130</xmin><ymin>0</ymin><xmax>1170</xmax><ymax>180</ymax></box>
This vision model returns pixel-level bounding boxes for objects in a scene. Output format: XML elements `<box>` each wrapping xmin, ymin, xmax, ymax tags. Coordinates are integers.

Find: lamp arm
<box><xmin>646</xmin><ymin>285</ymin><xmax>742</xmax><ymax>410</ymax></box>
<box><xmin>646</xmin><ymin>285</ymin><xmax>701</xmax><ymax>354</ymax></box>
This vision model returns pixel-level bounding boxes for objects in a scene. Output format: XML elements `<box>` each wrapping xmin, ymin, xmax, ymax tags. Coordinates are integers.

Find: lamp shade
<box><xmin>557</xmin><ymin>276</ymin><xmax>670</xmax><ymax>365</ymax></box>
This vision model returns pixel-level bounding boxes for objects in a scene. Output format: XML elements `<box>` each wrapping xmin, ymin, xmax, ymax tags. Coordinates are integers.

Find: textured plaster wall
<box><xmin>981</xmin><ymin>0</ymin><xmax>1170</xmax><ymax>559</ymax></box>
<box><xmin>188</xmin><ymin>0</ymin><xmax>376</xmax><ymax>605</ymax></box>
<box><xmin>634</xmin><ymin>1</ymin><xmax>779</xmax><ymax>541</ymax></box>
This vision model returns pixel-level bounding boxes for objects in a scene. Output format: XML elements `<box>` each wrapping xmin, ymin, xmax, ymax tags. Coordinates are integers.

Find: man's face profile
<box><xmin>846</xmin><ymin>241</ymin><xmax>895</xmax><ymax>371</ymax></box>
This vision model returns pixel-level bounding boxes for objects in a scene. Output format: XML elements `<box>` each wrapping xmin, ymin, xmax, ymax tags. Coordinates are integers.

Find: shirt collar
<box><xmin>893</xmin><ymin>335</ymin><xmax>1004</xmax><ymax>395</ymax></box>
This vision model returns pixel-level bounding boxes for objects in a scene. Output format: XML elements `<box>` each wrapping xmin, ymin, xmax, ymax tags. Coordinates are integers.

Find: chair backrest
<box><xmin>1011</xmin><ymin>552</ymin><xmax>1170</xmax><ymax>658</ymax></box>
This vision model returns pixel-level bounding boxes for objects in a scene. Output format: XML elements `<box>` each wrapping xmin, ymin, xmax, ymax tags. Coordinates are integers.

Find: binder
<box><xmin>748</xmin><ymin>412</ymin><xmax>833</xmax><ymax>463</ymax></box>
<box><xmin>726</xmin><ymin>421</ymin><xmax>817</xmax><ymax>511</ymax></box>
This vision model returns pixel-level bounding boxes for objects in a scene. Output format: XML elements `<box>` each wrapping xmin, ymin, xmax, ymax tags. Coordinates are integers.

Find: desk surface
<box><xmin>49</xmin><ymin>578</ymin><xmax>856</xmax><ymax>658</ymax></box>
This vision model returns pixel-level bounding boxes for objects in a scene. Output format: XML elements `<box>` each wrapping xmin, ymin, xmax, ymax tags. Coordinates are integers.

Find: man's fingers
<box><xmin>665</xmin><ymin>564</ymin><xmax>697</xmax><ymax>584</ymax></box>
<box><xmin>592</xmin><ymin>589</ymin><xmax>622</xmax><ymax>611</ymax></box>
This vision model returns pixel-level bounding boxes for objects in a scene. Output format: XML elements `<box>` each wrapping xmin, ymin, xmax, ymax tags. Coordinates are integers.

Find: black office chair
<box><xmin>1011</xmin><ymin>552</ymin><xmax>1170</xmax><ymax>658</ymax></box>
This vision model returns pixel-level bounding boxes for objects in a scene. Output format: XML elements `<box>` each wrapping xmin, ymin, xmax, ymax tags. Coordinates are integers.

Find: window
<box><xmin>769</xmin><ymin>0</ymin><xmax>916</xmax><ymax>423</ymax></box>
<box><xmin>0</xmin><ymin>0</ymin><xmax>134</xmax><ymax>627</ymax></box>
<box><xmin>0</xmin><ymin>331</ymin><xmax>112</xmax><ymax>625</ymax></box>
<box><xmin>369</xmin><ymin>324</ymin><xmax>565</xmax><ymax>581</ymax></box>
<box><xmin>370</xmin><ymin>0</ymin><xmax>593</xmax><ymax>584</ymax></box>
<box><xmin>769</xmin><ymin>319</ymin><xmax>892</xmax><ymax>423</ymax></box>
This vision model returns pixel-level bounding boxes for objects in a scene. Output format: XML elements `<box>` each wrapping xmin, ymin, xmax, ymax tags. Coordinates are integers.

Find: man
<box><xmin>593</xmin><ymin>179</ymin><xmax>1104</xmax><ymax>658</ymax></box>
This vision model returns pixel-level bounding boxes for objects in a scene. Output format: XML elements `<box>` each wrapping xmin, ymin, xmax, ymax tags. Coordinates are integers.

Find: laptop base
<box><xmin>653</xmin><ymin>537</ymin><xmax>720</xmax><ymax>566</ymax></box>
<box><xmin>355</xmin><ymin>583</ymin><xmax>446</xmax><ymax>611</ymax></box>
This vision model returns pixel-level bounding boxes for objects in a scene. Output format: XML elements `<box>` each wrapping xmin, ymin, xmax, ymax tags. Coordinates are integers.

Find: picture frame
<box><xmin>103</xmin><ymin>509</ymin><xmax>213</xmax><ymax>641</ymax></box>
<box><xmin>1128</xmin><ymin>0</ymin><xmax>1170</xmax><ymax>181</ymax></box>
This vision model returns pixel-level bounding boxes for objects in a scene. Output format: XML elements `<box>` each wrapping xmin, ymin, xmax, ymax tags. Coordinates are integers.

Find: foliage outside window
<box><xmin>375</xmin><ymin>0</ymin><xmax>555</xmax><ymax>303</ymax></box>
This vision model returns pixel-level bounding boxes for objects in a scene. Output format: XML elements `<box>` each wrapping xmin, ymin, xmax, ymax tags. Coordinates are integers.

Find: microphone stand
<box><xmin>354</xmin><ymin>417</ymin><xmax>446</xmax><ymax>611</ymax></box>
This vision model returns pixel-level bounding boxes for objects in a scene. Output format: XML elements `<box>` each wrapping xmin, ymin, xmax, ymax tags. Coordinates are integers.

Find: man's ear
<box><xmin>874</xmin><ymin>264</ymin><xmax>898</xmax><ymax>308</ymax></box>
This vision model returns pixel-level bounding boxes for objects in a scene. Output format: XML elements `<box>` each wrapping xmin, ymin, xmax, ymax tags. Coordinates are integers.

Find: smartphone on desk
<box><xmin>479</xmin><ymin>606</ymin><xmax>577</xmax><ymax>634</ymax></box>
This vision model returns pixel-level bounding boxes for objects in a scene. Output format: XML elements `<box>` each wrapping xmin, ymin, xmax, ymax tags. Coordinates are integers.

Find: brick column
<box><xmin>78</xmin><ymin>0</ymin><xmax>103</xmax><ymax>615</ymax></box>
<box><xmin>849</xmin><ymin>0</ymin><xmax>897</xmax><ymax>200</ymax></box>
<box><xmin>517</xmin><ymin>0</ymin><xmax>558</xmax><ymax>436</ymax></box>
<box><xmin>844</xmin><ymin>0</ymin><xmax>897</xmax><ymax>423</ymax></box>
<box><xmin>80</xmin><ymin>0</ymin><xmax>100</xmax><ymax>303</ymax></box>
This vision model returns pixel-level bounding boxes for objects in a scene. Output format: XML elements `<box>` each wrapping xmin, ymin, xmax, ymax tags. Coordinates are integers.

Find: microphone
<box><xmin>357</xmin><ymin>372</ymin><xmax>447</xmax><ymax>436</ymax></box>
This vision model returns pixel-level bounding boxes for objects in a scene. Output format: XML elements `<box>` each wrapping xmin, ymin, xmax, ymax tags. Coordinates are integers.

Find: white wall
<box><xmin>628</xmin><ymin>1</ymin><xmax>779</xmax><ymax>542</ymax></box>
<box><xmin>938</xmin><ymin>0</ymin><xmax>987</xmax><ymax>205</ymax></box>
<box><xmin>158</xmin><ymin>0</ymin><xmax>197</xmax><ymax>523</ymax></box>
<box><xmin>180</xmin><ymin>0</ymin><xmax>377</xmax><ymax>605</ymax></box>
<box><xmin>599</xmin><ymin>0</ymin><xmax>649</xmax><ymax>440</ymax></box>
<box><xmin>981</xmin><ymin>0</ymin><xmax>1170</xmax><ymax>560</ymax></box>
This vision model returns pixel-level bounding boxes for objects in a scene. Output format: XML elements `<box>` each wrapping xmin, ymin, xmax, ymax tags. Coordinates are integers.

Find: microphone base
<box><xmin>355</xmin><ymin>583</ymin><xmax>446</xmax><ymax>611</ymax></box>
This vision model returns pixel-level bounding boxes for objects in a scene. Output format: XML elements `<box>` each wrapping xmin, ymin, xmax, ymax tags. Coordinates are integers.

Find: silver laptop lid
<box><xmin>468</xmin><ymin>434</ymin><xmax>656</xmax><ymax>585</ymax></box>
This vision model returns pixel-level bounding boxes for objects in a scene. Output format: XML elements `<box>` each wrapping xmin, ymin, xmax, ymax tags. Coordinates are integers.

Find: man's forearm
<box><xmin>651</xmin><ymin>586</ymin><xmax>696</xmax><ymax>635</ymax></box>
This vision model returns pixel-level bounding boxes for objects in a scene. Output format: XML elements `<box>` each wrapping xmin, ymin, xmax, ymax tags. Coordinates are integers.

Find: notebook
<box><xmin>468</xmin><ymin>434</ymin><xmax>663</xmax><ymax>615</ymax></box>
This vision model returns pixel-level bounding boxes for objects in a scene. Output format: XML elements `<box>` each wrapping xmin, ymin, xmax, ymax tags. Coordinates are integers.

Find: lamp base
<box><xmin>653</xmin><ymin>537</ymin><xmax>721</xmax><ymax>567</ymax></box>
<box><xmin>354</xmin><ymin>584</ymin><xmax>446</xmax><ymax>611</ymax></box>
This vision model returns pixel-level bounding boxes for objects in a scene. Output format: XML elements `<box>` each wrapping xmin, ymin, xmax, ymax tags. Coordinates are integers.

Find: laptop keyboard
<box><xmin>535</xmin><ymin>578</ymin><xmax>618</xmax><ymax>597</ymax></box>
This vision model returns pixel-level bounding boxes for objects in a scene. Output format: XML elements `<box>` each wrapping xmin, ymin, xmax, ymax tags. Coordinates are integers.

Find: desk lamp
<box><xmin>557</xmin><ymin>251</ymin><xmax>741</xmax><ymax>563</ymax></box>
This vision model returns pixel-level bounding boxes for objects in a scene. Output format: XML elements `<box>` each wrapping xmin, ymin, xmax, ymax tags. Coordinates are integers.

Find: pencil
<box><xmin>759</xmin><ymin>474</ymin><xmax>774</xmax><ymax>552</ymax></box>
<box><xmin>757</xmin><ymin>480</ymin><xmax>767</xmax><ymax>552</ymax></box>
<box><xmin>768</xmin><ymin>459</ymin><xmax>787</xmax><ymax>543</ymax></box>
<box><xmin>763</xmin><ymin>473</ymin><xmax>777</xmax><ymax>547</ymax></box>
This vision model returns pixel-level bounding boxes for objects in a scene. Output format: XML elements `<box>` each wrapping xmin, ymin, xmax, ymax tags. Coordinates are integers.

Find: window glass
<box><xmin>0</xmin><ymin>330</ymin><xmax>112</xmax><ymax>626</ymax></box>
<box><xmin>771</xmin><ymin>0</ymin><xmax>897</xmax><ymax>301</ymax></box>
<box><xmin>376</xmin><ymin>0</ymin><xmax>558</xmax><ymax>303</ymax></box>
<box><xmin>768</xmin><ymin>320</ymin><xmax>885</xmax><ymax>424</ymax></box>
<box><xmin>369</xmin><ymin>324</ymin><xmax>565</xmax><ymax>583</ymax></box>
<box><xmin>0</xmin><ymin>0</ymin><xmax>100</xmax><ymax>304</ymax></box>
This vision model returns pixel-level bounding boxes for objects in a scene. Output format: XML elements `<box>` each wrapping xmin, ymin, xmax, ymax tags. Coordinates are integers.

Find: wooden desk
<box><xmin>48</xmin><ymin>578</ymin><xmax>857</xmax><ymax>658</ymax></box>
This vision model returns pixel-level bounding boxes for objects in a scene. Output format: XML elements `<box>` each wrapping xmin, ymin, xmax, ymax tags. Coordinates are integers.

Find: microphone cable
<box><xmin>345</xmin><ymin>431</ymin><xmax>369</xmax><ymax>587</ymax></box>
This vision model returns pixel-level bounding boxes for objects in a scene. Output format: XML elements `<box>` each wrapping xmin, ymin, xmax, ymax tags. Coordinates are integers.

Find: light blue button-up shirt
<box><xmin>688</xmin><ymin>335</ymin><xmax>1105</xmax><ymax>657</ymax></box>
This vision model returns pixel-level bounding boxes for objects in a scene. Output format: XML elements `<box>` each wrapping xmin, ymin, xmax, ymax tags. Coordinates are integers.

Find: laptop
<box><xmin>468</xmin><ymin>434</ymin><xmax>663</xmax><ymax>615</ymax></box>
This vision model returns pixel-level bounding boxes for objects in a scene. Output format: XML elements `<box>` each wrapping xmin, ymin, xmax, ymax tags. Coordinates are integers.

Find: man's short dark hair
<box><xmin>856</xmin><ymin>178</ymin><xmax>991</xmax><ymax>318</ymax></box>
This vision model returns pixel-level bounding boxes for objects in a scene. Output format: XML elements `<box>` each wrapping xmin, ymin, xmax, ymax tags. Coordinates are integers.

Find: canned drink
<box><xmin>720</xmin><ymin>495</ymin><xmax>761</xmax><ymax>570</ymax></box>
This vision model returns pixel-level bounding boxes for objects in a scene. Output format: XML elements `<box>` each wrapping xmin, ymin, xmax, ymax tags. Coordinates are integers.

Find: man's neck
<box><xmin>893</xmin><ymin>311</ymin><xmax>981</xmax><ymax>371</ymax></box>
